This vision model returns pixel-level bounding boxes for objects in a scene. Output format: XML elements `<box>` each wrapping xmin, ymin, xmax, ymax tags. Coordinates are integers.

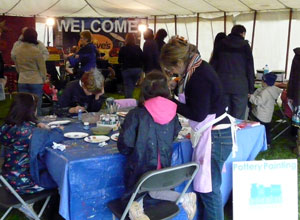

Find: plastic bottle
<box><xmin>78</xmin><ymin>109</ymin><xmax>82</xmax><ymax>121</ymax></box>
<box><xmin>263</xmin><ymin>64</ymin><xmax>269</xmax><ymax>74</ymax></box>
<box><xmin>83</xmin><ymin>122</ymin><xmax>90</xmax><ymax>130</ymax></box>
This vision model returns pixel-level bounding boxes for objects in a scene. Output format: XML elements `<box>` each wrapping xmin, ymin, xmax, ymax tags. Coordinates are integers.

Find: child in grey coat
<box><xmin>249</xmin><ymin>73</ymin><xmax>282</xmax><ymax>145</ymax></box>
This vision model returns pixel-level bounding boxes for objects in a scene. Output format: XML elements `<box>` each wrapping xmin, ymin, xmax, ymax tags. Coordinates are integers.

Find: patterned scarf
<box><xmin>179</xmin><ymin>54</ymin><xmax>202</xmax><ymax>93</ymax></box>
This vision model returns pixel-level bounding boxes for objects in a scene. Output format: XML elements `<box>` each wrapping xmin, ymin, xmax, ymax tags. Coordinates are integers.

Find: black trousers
<box><xmin>250</xmin><ymin>113</ymin><xmax>271</xmax><ymax>145</ymax></box>
<box><xmin>223</xmin><ymin>93</ymin><xmax>248</xmax><ymax>120</ymax></box>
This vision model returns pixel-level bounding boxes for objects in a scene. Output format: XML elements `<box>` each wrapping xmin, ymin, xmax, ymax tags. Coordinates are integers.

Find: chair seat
<box><xmin>108</xmin><ymin>198</ymin><xmax>179</xmax><ymax>220</ymax></box>
<box><xmin>0</xmin><ymin>185</ymin><xmax>56</xmax><ymax>208</ymax></box>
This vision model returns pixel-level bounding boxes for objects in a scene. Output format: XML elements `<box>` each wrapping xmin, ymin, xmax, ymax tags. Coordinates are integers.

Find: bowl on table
<box><xmin>90</xmin><ymin>126</ymin><xmax>113</xmax><ymax>135</ymax></box>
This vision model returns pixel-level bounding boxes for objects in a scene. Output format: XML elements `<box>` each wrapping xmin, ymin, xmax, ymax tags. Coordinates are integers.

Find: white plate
<box><xmin>84</xmin><ymin>135</ymin><xmax>110</xmax><ymax>143</ymax></box>
<box><xmin>111</xmin><ymin>133</ymin><xmax>119</xmax><ymax>141</ymax></box>
<box><xmin>64</xmin><ymin>132</ymin><xmax>89</xmax><ymax>139</ymax></box>
<box><xmin>48</xmin><ymin>120</ymin><xmax>71</xmax><ymax>126</ymax></box>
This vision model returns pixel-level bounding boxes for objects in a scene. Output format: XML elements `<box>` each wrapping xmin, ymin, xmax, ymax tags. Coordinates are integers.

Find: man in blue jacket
<box><xmin>210</xmin><ymin>25</ymin><xmax>255</xmax><ymax>119</ymax></box>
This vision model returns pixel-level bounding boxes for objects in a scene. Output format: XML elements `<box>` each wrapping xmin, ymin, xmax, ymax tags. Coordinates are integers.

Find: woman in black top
<box><xmin>118</xmin><ymin>33</ymin><xmax>143</xmax><ymax>98</ymax></box>
<box><xmin>161</xmin><ymin>37</ymin><xmax>233</xmax><ymax>220</ymax></box>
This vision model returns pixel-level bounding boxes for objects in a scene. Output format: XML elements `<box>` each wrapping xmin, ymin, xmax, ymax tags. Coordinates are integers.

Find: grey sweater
<box><xmin>249</xmin><ymin>85</ymin><xmax>282</xmax><ymax>123</ymax></box>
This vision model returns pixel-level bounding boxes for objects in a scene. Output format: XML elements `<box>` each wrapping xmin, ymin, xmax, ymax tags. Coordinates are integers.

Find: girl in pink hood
<box><xmin>118</xmin><ymin>71</ymin><xmax>196</xmax><ymax>220</ymax></box>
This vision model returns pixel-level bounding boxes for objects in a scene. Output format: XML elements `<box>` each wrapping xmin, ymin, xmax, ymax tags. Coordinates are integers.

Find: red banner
<box><xmin>0</xmin><ymin>16</ymin><xmax>35</xmax><ymax>65</ymax></box>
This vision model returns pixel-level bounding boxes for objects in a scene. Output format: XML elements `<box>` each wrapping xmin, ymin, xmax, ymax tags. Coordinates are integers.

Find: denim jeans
<box><xmin>197</xmin><ymin>127</ymin><xmax>232</xmax><ymax>220</ymax></box>
<box><xmin>18</xmin><ymin>83</ymin><xmax>44</xmax><ymax>116</ymax></box>
<box><xmin>122</xmin><ymin>68</ymin><xmax>142</xmax><ymax>98</ymax></box>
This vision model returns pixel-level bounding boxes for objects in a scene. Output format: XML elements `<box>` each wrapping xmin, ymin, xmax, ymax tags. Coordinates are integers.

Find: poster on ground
<box><xmin>233</xmin><ymin>159</ymin><xmax>298</xmax><ymax>220</ymax></box>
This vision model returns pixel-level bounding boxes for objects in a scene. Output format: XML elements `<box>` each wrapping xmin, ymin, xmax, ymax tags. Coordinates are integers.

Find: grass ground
<box><xmin>0</xmin><ymin>90</ymin><xmax>299</xmax><ymax>219</ymax></box>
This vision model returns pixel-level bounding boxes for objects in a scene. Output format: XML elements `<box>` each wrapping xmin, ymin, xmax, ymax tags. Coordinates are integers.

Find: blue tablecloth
<box><xmin>45</xmin><ymin>122</ymin><xmax>267</xmax><ymax>220</ymax></box>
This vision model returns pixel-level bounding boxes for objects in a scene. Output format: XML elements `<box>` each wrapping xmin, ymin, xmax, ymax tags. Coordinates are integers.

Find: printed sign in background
<box><xmin>53</xmin><ymin>17</ymin><xmax>147</xmax><ymax>64</ymax></box>
<box><xmin>232</xmin><ymin>159</ymin><xmax>298</xmax><ymax>220</ymax></box>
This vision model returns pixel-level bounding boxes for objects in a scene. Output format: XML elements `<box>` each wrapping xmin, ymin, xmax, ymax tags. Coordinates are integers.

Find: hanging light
<box><xmin>46</xmin><ymin>18</ymin><xmax>55</xmax><ymax>26</ymax></box>
<box><xmin>138</xmin><ymin>24</ymin><xmax>147</xmax><ymax>33</ymax></box>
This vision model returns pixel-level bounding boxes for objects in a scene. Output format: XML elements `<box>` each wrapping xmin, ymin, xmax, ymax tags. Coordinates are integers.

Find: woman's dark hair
<box><xmin>22</xmin><ymin>28</ymin><xmax>38</xmax><ymax>45</ymax></box>
<box><xmin>155</xmin><ymin>29</ymin><xmax>168</xmax><ymax>40</ymax></box>
<box><xmin>138</xmin><ymin>71</ymin><xmax>170</xmax><ymax>106</ymax></box>
<box><xmin>213</xmin><ymin>32</ymin><xmax>226</xmax><ymax>49</ymax></box>
<box><xmin>209</xmin><ymin>32</ymin><xmax>226</xmax><ymax>63</ymax></box>
<box><xmin>5</xmin><ymin>93</ymin><xmax>38</xmax><ymax>125</ymax></box>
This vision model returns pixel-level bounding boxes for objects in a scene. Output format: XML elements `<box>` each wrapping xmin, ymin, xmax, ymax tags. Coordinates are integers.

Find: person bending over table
<box><xmin>57</xmin><ymin>68</ymin><xmax>105</xmax><ymax>116</ymax></box>
<box><xmin>160</xmin><ymin>36</ymin><xmax>234</xmax><ymax>220</ymax></box>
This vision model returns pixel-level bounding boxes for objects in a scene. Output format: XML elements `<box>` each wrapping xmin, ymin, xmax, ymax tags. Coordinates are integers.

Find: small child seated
<box><xmin>43</xmin><ymin>74</ymin><xmax>58</xmax><ymax>101</ymax></box>
<box><xmin>249</xmin><ymin>73</ymin><xmax>282</xmax><ymax>145</ymax></box>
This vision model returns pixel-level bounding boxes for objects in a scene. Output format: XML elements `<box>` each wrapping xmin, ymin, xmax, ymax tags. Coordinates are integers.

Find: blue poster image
<box><xmin>249</xmin><ymin>183</ymin><xmax>282</xmax><ymax>205</ymax></box>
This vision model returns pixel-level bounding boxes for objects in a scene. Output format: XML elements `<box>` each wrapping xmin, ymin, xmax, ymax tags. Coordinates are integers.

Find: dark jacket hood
<box><xmin>222</xmin><ymin>33</ymin><xmax>248</xmax><ymax>49</ymax></box>
<box><xmin>294</xmin><ymin>47</ymin><xmax>300</xmax><ymax>56</ymax></box>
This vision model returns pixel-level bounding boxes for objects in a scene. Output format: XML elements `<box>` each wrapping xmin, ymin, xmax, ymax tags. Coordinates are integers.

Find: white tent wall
<box><xmin>250</xmin><ymin>11</ymin><xmax>289</xmax><ymax>74</ymax></box>
<box><xmin>148</xmin><ymin>10</ymin><xmax>300</xmax><ymax>79</ymax></box>
<box><xmin>198</xmin><ymin>17</ymin><xmax>233</xmax><ymax>61</ymax></box>
<box><xmin>148</xmin><ymin>15</ymin><xmax>234</xmax><ymax>61</ymax></box>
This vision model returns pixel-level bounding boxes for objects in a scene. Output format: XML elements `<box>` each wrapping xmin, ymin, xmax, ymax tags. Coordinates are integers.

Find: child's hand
<box><xmin>37</xmin><ymin>123</ymin><xmax>50</xmax><ymax>129</ymax></box>
<box><xmin>58</xmin><ymin>126</ymin><xmax>64</xmax><ymax>130</ymax></box>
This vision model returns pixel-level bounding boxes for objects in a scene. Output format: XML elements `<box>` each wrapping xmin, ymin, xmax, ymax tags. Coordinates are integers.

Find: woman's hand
<box><xmin>95</xmin><ymin>87</ymin><xmax>105</xmax><ymax>100</ymax></box>
<box><xmin>69</xmin><ymin>106</ymin><xmax>86</xmax><ymax>114</ymax></box>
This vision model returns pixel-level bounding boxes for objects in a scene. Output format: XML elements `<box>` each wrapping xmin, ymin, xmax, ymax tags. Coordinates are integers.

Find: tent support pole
<box><xmin>175</xmin><ymin>15</ymin><xmax>177</xmax><ymax>35</ymax></box>
<box><xmin>285</xmin><ymin>9</ymin><xmax>293</xmax><ymax>78</ymax></box>
<box><xmin>196</xmin><ymin>13</ymin><xmax>199</xmax><ymax>47</ymax></box>
<box><xmin>154</xmin><ymin>16</ymin><xmax>157</xmax><ymax>33</ymax></box>
<box><xmin>224</xmin><ymin>12</ymin><xmax>226</xmax><ymax>34</ymax></box>
<box><xmin>251</xmin><ymin>11</ymin><xmax>257</xmax><ymax>51</ymax></box>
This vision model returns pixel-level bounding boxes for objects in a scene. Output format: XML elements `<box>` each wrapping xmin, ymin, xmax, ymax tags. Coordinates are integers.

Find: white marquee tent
<box><xmin>1</xmin><ymin>0</ymin><xmax>300</xmax><ymax>77</ymax></box>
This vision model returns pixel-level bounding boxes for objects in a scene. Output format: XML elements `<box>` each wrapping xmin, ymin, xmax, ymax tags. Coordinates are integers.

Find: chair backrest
<box><xmin>137</xmin><ymin>162</ymin><xmax>198</xmax><ymax>193</ymax></box>
<box><xmin>119</xmin><ymin>162</ymin><xmax>199</xmax><ymax>220</ymax></box>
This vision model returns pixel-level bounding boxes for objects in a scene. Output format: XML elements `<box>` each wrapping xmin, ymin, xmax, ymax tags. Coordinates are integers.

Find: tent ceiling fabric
<box><xmin>0</xmin><ymin>0</ymin><xmax>300</xmax><ymax>17</ymax></box>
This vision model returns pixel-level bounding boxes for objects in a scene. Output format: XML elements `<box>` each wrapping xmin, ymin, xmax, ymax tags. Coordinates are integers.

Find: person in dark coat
<box><xmin>287</xmin><ymin>47</ymin><xmax>300</xmax><ymax>128</ymax></box>
<box><xmin>143</xmin><ymin>28</ymin><xmax>160</xmax><ymax>73</ymax></box>
<box><xmin>57</xmin><ymin>69</ymin><xmax>105</xmax><ymax>116</ymax></box>
<box><xmin>118</xmin><ymin>33</ymin><xmax>143</xmax><ymax>98</ymax></box>
<box><xmin>155</xmin><ymin>28</ymin><xmax>168</xmax><ymax>53</ymax></box>
<box><xmin>117</xmin><ymin>71</ymin><xmax>181</xmax><ymax>192</ymax></box>
<box><xmin>210</xmin><ymin>25</ymin><xmax>255</xmax><ymax>119</ymax></box>
<box><xmin>67</xmin><ymin>31</ymin><xmax>98</xmax><ymax>79</ymax></box>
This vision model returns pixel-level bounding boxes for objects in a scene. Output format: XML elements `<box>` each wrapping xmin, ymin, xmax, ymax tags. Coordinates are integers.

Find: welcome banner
<box><xmin>53</xmin><ymin>17</ymin><xmax>147</xmax><ymax>64</ymax></box>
